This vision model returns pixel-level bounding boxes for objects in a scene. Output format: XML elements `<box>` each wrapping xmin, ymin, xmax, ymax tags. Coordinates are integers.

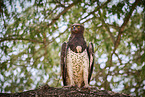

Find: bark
<box><xmin>0</xmin><ymin>84</ymin><xmax>133</xmax><ymax>97</ymax></box>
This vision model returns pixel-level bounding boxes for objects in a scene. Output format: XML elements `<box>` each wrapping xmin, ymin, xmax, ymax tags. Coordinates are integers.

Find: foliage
<box><xmin>0</xmin><ymin>0</ymin><xmax>144</xmax><ymax>96</ymax></box>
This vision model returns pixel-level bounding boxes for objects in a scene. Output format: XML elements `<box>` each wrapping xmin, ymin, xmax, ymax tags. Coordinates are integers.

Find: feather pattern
<box><xmin>60</xmin><ymin>24</ymin><xmax>94</xmax><ymax>87</ymax></box>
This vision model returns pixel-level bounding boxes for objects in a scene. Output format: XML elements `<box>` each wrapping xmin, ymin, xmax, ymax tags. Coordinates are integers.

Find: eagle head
<box><xmin>71</xmin><ymin>24</ymin><xmax>84</xmax><ymax>34</ymax></box>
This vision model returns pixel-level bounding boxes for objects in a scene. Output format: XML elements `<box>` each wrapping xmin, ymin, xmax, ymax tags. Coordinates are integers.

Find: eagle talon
<box><xmin>63</xmin><ymin>86</ymin><xmax>70</xmax><ymax>88</ymax></box>
<box><xmin>71</xmin><ymin>85</ymin><xmax>78</xmax><ymax>88</ymax></box>
<box><xmin>82</xmin><ymin>85</ymin><xmax>91</xmax><ymax>90</ymax></box>
<box><xmin>63</xmin><ymin>85</ymin><xmax>78</xmax><ymax>89</ymax></box>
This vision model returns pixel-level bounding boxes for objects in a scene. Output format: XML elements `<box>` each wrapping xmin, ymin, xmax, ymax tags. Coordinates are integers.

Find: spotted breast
<box><xmin>66</xmin><ymin>47</ymin><xmax>89</xmax><ymax>87</ymax></box>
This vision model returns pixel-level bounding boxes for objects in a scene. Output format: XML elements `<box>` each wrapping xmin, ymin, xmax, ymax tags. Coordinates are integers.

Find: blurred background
<box><xmin>0</xmin><ymin>0</ymin><xmax>145</xmax><ymax>96</ymax></box>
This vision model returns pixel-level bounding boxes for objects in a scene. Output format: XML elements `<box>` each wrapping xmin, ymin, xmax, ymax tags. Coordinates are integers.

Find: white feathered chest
<box><xmin>66</xmin><ymin>47</ymin><xmax>89</xmax><ymax>87</ymax></box>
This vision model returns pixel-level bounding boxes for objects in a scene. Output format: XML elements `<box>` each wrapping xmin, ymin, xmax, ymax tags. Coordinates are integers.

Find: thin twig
<box><xmin>78</xmin><ymin>0</ymin><xmax>111</xmax><ymax>22</ymax></box>
<box><xmin>101</xmin><ymin>18</ymin><xmax>115</xmax><ymax>44</ymax></box>
<box><xmin>0</xmin><ymin>37</ymin><xmax>43</xmax><ymax>43</ymax></box>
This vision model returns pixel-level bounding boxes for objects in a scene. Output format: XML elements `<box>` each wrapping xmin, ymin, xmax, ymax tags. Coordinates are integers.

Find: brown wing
<box><xmin>87</xmin><ymin>42</ymin><xmax>94</xmax><ymax>83</ymax></box>
<box><xmin>60</xmin><ymin>42</ymin><xmax>68</xmax><ymax>86</ymax></box>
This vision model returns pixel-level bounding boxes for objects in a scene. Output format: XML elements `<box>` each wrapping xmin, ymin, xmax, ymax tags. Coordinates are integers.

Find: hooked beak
<box><xmin>72</xmin><ymin>26</ymin><xmax>78</xmax><ymax>33</ymax></box>
<box><xmin>73</xmin><ymin>26</ymin><xmax>75</xmax><ymax>30</ymax></box>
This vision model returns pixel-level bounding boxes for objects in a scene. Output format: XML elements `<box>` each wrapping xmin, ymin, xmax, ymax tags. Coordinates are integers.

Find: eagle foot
<box><xmin>81</xmin><ymin>85</ymin><xmax>91</xmax><ymax>90</ymax></box>
<box><xmin>63</xmin><ymin>85</ymin><xmax>77</xmax><ymax>88</ymax></box>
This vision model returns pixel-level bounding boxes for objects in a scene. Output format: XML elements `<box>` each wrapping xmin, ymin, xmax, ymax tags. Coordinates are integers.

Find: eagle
<box><xmin>60</xmin><ymin>24</ymin><xmax>94</xmax><ymax>88</ymax></box>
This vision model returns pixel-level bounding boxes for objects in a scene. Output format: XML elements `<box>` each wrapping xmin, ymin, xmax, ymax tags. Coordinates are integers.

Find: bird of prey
<box><xmin>61</xmin><ymin>24</ymin><xmax>94</xmax><ymax>88</ymax></box>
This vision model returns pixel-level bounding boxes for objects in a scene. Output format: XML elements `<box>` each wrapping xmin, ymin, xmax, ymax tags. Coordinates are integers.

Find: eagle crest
<box><xmin>61</xmin><ymin>24</ymin><xmax>94</xmax><ymax>88</ymax></box>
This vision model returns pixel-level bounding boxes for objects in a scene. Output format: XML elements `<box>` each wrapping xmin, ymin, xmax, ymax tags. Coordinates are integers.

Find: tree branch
<box><xmin>114</xmin><ymin>52</ymin><xmax>122</xmax><ymax>65</ymax></box>
<box><xmin>0</xmin><ymin>37</ymin><xmax>43</xmax><ymax>43</ymax></box>
<box><xmin>55</xmin><ymin>0</ymin><xmax>65</xmax><ymax>7</ymax></box>
<box><xmin>0</xmin><ymin>84</ymin><xmax>132</xmax><ymax>97</ymax></box>
<box><xmin>106</xmin><ymin>23</ymin><xmax>120</xmax><ymax>31</ymax></box>
<box><xmin>47</xmin><ymin>3</ymin><xmax>75</xmax><ymax>27</ymax></box>
<box><xmin>78</xmin><ymin>0</ymin><xmax>111</xmax><ymax>22</ymax></box>
<box><xmin>101</xmin><ymin>19</ymin><xmax>115</xmax><ymax>44</ymax></box>
<box><xmin>113</xmin><ymin>0</ymin><xmax>140</xmax><ymax>53</ymax></box>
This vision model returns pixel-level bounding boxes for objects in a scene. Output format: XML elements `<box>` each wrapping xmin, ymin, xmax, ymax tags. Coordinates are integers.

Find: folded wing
<box><xmin>87</xmin><ymin>42</ymin><xmax>94</xmax><ymax>83</ymax></box>
<box><xmin>60</xmin><ymin>42</ymin><xmax>68</xmax><ymax>86</ymax></box>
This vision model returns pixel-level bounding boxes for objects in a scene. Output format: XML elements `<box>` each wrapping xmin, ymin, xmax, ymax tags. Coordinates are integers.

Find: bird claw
<box><xmin>63</xmin><ymin>85</ymin><xmax>77</xmax><ymax>88</ymax></box>
<box><xmin>82</xmin><ymin>85</ymin><xmax>91</xmax><ymax>90</ymax></box>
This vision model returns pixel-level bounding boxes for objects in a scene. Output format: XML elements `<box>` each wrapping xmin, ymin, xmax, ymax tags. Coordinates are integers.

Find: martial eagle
<box><xmin>61</xmin><ymin>24</ymin><xmax>94</xmax><ymax>88</ymax></box>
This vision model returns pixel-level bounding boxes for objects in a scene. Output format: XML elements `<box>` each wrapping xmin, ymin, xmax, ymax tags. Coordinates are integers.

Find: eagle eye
<box><xmin>77</xmin><ymin>26</ymin><xmax>80</xmax><ymax>28</ymax></box>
